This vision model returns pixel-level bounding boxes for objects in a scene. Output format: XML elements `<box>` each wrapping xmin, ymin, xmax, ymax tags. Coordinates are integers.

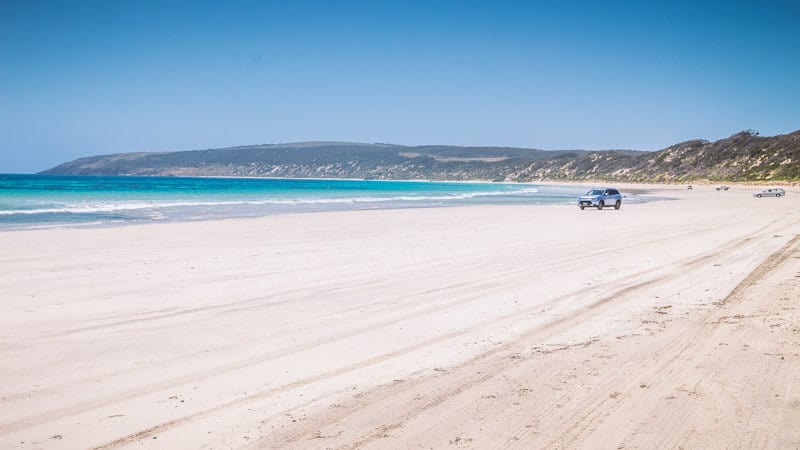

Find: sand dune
<box><xmin>1</xmin><ymin>184</ymin><xmax>799</xmax><ymax>449</ymax></box>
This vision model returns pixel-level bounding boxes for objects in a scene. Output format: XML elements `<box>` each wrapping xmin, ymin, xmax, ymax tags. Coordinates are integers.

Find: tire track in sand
<box><xmin>253</xmin><ymin>229</ymin><xmax>796</xmax><ymax>448</ymax></box>
<box><xmin>1</xmin><ymin>218</ymin><xmax>789</xmax><ymax>447</ymax></box>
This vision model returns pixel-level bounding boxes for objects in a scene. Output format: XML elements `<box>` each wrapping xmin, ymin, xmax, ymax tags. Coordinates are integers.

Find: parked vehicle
<box><xmin>716</xmin><ymin>185</ymin><xmax>729</xmax><ymax>191</ymax></box>
<box><xmin>578</xmin><ymin>188</ymin><xmax>622</xmax><ymax>210</ymax></box>
<box><xmin>753</xmin><ymin>188</ymin><xmax>785</xmax><ymax>198</ymax></box>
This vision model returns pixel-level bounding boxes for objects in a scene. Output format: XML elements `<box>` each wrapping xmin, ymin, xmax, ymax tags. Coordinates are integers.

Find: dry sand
<box><xmin>1</xmin><ymin>184</ymin><xmax>799</xmax><ymax>449</ymax></box>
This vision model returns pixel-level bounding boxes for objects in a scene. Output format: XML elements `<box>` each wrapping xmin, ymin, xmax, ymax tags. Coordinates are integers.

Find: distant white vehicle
<box><xmin>753</xmin><ymin>188</ymin><xmax>785</xmax><ymax>198</ymax></box>
<box><xmin>715</xmin><ymin>185</ymin><xmax>729</xmax><ymax>191</ymax></box>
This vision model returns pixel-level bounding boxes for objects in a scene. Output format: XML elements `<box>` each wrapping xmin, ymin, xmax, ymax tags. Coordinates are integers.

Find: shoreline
<box><xmin>0</xmin><ymin>193</ymin><xmax>671</xmax><ymax>233</ymax></box>
<box><xmin>0</xmin><ymin>177</ymin><xmax>667</xmax><ymax>232</ymax></box>
<box><xmin>0</xmin><ymin>200</ymin><xmax>648</xmax><ymax>233</ymax></box>
<box><xmin>2</xmin><ymin>175</ymin><xmax>795</xmax><ymax>233</ymax></box>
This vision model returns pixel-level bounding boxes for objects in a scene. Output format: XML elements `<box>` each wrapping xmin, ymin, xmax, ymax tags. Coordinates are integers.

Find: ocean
<box><xmin>0</xmin><ymin>174</ymin><xmax>632</xmax><ymax>230</ymax></box>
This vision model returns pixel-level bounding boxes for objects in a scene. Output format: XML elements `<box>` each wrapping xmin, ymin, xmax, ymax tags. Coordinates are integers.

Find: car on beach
<box><xmin>578</xmin><ymin>188</ymin><xmax>622</xmax><ymax>210</ymax></box>
<box><xmin>753</xmin><ymin>188</ymin><xmax>785</xmax><ymax>198</ymax></box>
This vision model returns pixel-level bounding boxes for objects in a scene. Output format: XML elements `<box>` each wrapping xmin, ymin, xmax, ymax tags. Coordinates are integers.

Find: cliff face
<box><xmin>41</xmin><ymin>130</ymin><xmax>800</xmax><ymax>182</ymax></box>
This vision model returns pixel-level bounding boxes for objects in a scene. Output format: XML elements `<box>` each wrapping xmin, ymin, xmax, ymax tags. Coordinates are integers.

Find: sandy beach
<box><xmin>1</xmin><ymin>184</ymin><xmax>799</xmax><ymax>449</ymax></box>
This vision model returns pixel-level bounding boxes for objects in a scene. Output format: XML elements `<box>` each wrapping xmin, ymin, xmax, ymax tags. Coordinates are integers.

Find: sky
<box><xmin>1</xmin><ymin>0</ymin><xmax>799</xmax><ymax>173</ymax></box>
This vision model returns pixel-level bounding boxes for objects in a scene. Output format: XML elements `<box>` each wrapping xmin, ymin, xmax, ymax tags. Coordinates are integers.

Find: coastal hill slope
<box><xmin>41</xmin><ymin>130</ymin><xmax>800</xmax><ymax>182</ymax></box>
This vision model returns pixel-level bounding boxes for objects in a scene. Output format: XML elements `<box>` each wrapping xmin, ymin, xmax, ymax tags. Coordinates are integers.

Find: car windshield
<box><xmin>585</xmin><ymin>189</ymin><xmax>604</xmax><ymax>195</ymax></box>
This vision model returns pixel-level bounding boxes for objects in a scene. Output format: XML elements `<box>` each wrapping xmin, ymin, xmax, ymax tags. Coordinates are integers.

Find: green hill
<box><xmin>41</xmin><ymin>130</ymin><xmax>800</xmax><ymax>182</ymax></box>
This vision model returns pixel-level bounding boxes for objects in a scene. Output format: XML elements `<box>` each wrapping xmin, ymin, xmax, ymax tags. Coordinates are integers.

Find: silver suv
<box><xmin>578</xmin><ymin>188</ymin><xmax>622</xmax><ymax>210</ymax></box>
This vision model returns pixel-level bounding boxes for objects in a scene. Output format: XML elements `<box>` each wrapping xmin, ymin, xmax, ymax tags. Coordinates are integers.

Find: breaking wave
<box><xmin>0</xmin><ymin>187</ymin><xmax>543</xmax><ymax>215</ymax></box>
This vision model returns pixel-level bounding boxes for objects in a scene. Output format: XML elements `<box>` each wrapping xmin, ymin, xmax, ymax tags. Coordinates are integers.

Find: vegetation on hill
<box><xmin>41</xmin><ymin>130</ymin><xmax>800</xmax><ymax>182</ymax></box>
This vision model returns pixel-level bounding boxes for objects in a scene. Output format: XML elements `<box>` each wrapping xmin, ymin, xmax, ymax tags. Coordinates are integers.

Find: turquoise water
<box><xmin>0</xmin><ymin>174</ymin><xmax>606</xmax><ymax>229</ymax></box>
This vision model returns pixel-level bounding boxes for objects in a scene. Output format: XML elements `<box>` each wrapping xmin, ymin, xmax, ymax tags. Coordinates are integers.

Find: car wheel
<box><xmin>580</xmin><ymin>206</ymin><xmax>585</xmax><ymax>210</ymax></box>
<box><xmin>614</xmin><ymin>200</ymin><xmax>621</xmax><ymax>210</ymax></box>
<box><xmin>756</xmin><ymin>194</ymin><xmax>762</xmax><ymax>198</ymax></box>
<box><xmin>597</xmin><ymin>201</ymin><xmax>604</xmax><ymax>210</ymax></box>
<box><xmin>776</xmin><ymin>194</ymin><xmax>781</xmax><ymax>197</ymax></box>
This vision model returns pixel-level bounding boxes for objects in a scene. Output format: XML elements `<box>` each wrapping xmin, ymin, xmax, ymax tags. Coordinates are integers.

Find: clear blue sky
<box><xmin>1</xmin><ymin>0</ymin><xmax>798</xmax><ymax>173</ymax></box>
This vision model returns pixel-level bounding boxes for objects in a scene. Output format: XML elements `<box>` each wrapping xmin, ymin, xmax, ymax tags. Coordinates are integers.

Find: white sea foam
<box><xmin>0</xmin><ymin>187</ymin><xmax>543</xmax><ymax>215</ymax></box>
